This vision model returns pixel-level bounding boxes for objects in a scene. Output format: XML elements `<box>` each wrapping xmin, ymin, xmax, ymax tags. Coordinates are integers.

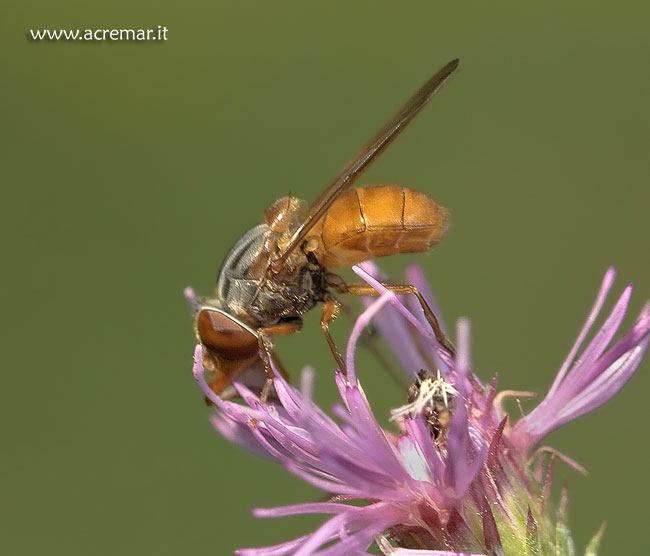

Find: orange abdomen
<box><xmin>311</xmin><ymin>185</ymin><xmax>448</xmax><ymax>268</ymax></box>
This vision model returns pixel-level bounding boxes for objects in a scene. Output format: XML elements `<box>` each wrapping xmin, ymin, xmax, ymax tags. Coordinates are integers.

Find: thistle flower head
<box><xmin>190</xmin><ymin>263</ymin><xmax>649</xmax><ymax>556</ymax></box>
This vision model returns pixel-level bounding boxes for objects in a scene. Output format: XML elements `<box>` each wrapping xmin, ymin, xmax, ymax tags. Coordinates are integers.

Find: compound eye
<box><xmin>197</xmin><ymin>309</ymin><xmax>259</xmax><ymax>361</ymax></box>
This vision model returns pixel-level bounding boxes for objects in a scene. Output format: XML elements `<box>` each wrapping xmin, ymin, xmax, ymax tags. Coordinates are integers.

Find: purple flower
<box><xmin>190</xmin><ymin>264</ymin><xmax>649</xmax><ymax>556</ymax></box>
<box><xmin>509</xmin><ymin>268</ymin><xmax>650</xmax><ymax>454</ymax></box>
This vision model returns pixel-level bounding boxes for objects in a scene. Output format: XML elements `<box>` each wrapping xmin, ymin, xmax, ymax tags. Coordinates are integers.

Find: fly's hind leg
<box><xmin>320</xmin><ymin>299</ymin><xmax>347</xmax><ymax>375</ymax></box>
<box><xmin>257</xmin><ymin>319</ymin><xmax>302</xmax><ymax>404</ymax></box>
<box><xmin>342</xmin><ymin>283</ymin><xmax>456</xmax><ymax>358</ymax></box>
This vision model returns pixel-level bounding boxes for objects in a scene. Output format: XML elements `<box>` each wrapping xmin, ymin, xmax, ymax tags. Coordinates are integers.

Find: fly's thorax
<box><xmin>216</xmin><ymin>224</ymin><xmax>268</xmax><ymax>297</ymax></box>
<box><xmin>242</xmin><ymin>258</ymin><xmax>332</xmax><ymax>326</ymax></box>
<box><xmin>214</xmin><ymin>222</ymin><xmax>331</xmax><ymax>328</ymax></box>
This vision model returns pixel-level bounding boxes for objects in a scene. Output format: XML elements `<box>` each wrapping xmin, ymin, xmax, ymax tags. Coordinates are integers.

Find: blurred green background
<box><xmin>2</xmin><ymin>1</ymin><xmax>649</xmax><ymax>554</ymax></box>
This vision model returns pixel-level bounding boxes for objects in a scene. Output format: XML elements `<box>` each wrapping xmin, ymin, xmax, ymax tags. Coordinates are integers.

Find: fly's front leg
<box><xmin>257</xmin><ymin>320</ymin><xmax>302</xmax><ymax>403</ymax></box>
<box><xmin>342</xmin><ymin>283</ymin><xmax>456</xmax><ymax>358</ymax></box>
<box><xmin>320</xmin><ymin>299</ymin><xmax>347</xmax><ymax>375</ymax></box>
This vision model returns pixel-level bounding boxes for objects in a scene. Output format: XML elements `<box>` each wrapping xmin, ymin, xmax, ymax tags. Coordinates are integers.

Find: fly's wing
<box><xmin>269</xmin><ymin>58</ymin><xmax>459</xmax><ymax>274</ymax></box>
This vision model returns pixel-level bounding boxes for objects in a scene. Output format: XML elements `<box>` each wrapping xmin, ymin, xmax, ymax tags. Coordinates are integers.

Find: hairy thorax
<box><xmin>215</xmin><ymin>223</ymin><xmax>337</xmax><ymax>328</ymax></box>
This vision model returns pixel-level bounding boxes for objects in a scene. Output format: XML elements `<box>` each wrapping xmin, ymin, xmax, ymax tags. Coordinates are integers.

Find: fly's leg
<box><xmin>257</xmin><ymin>320</ymin><xmax>302</xmax><ymax>404</ymax></box>
<box><xmin>342</xmin><ymin>283</ymin><xmax>456</xmax><ymax>358</ymax></box>
<box><xmin>320</xmin><ymin>299</ymin><xmax>347</xmax><ymax>375</ymax></box>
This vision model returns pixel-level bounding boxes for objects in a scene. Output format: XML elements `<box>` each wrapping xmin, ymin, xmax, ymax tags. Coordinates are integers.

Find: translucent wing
<box><xmin>270</xmin><ymin>58</ymin><xmax>459</xmax><ymax>274</ymax></box>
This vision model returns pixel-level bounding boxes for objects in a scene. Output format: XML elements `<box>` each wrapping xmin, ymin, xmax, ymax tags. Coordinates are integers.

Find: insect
<box><xmin>392</xmin><ymin>369</ymin><xmax>457</xmax><ymax>447</ymax></box>
<box><xmin>192</xmin><ymin>59</ymin><xmax>459</xmax><ymax>402</ymax></box>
